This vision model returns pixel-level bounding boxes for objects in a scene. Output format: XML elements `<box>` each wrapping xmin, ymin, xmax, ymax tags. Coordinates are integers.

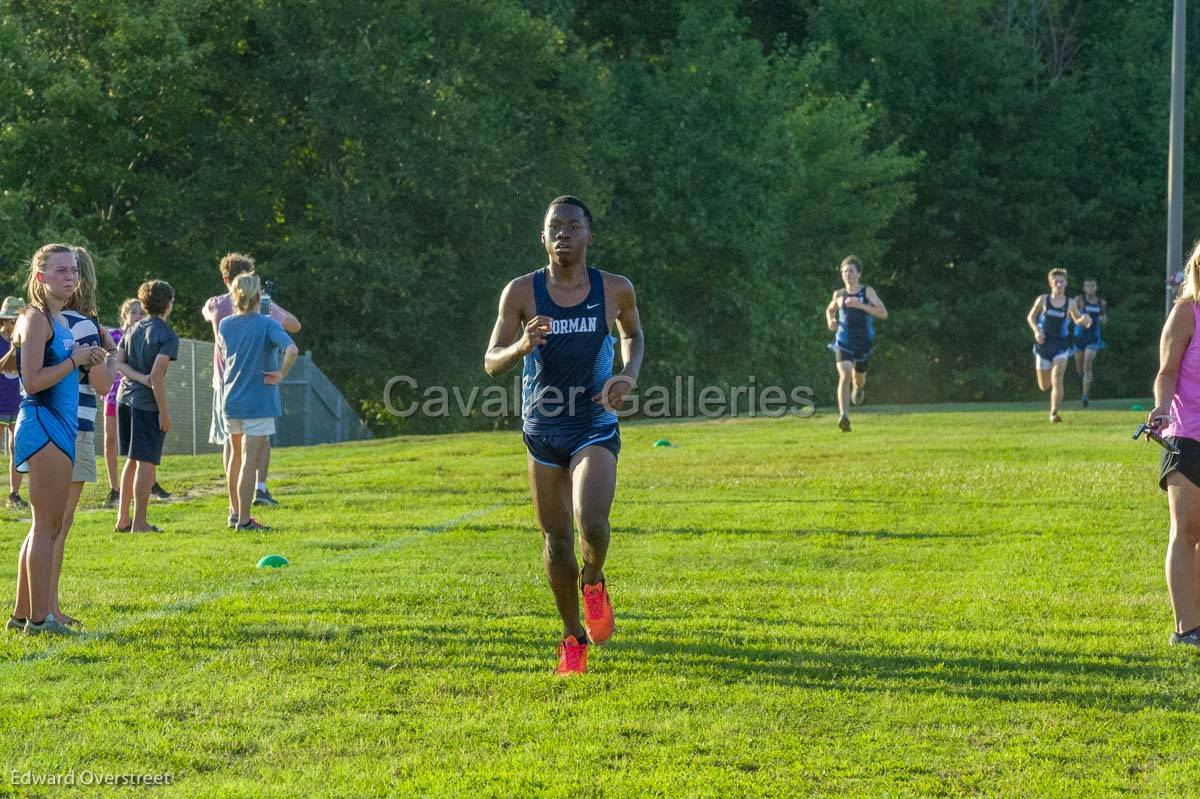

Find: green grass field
<box><xmin>1</xmin><ymin>401</ymin><xmax>1195</xmax><ymax>798</ymax></box>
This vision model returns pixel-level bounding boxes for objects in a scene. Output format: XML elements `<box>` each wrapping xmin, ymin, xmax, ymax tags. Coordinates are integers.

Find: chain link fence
<box><xmin>92</xmin><ymin>338</ymin><xmax>370</xmax><ymax>456</ymax></box>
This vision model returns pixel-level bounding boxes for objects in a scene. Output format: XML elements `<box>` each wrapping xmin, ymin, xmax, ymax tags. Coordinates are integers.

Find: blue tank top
<box><xmin>16</xmin><ymin>314</ymin><xmax>78</xmax><ymax>412</ymax></box>
<box><xmin>1075</xmin><ymin>296</ymin><xmax>1102</xmax><ymax>339</ymax></box>
<box><xmin>836</xmin><ymin>287</ymin><xmax>875</xmax><ymax>351</ymax></box>
<box><xmin>1038</xmin><ymin>295</ymin><xmax>1071</xmax><ymax>350</ymax></box>
<box><xmin>522</xmin><ymin>267</ymin><xmax>617</xmax><ymax>435</ymax></box>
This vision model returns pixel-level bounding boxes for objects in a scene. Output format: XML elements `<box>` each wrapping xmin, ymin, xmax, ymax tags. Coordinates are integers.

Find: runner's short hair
<box><xmin>138</xmin><ymin>280</ymin><xmax>174</xmax><ymax>317</ymax></box>
<box><xmin>546</xmin><ymin>195</ymin><xmax>592</xmax><ymax>227</ymax></box>
<box><xmin>1047</xmin><ymin>267</ymin><xmax>1068</xmax><ymax>281</ymax></box>
<box><xmin>840</xmin><ymin>255</ymin><xmax>863</xmax><ymax>272</ymax></box>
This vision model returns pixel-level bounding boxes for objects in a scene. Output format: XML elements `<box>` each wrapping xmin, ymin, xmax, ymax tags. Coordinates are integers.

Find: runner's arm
<box><xmin>1026</xmin><ymin>296</ymin><xmax>1045</xmax><ymax>338</ymax></box>
<box><xmin>825</xmin><ymin>292</ymin><xmax>840</xmax><ymax>331</ymax></box>
<box><xmin>484</xmin><ymin>279</ymin><xmax>547</xmax><ymax>377</ymax></box>
<box><xmin>863</xmin><ymin>287</ymin><xmax>888</xmax><ymax>320</ymax></box>
<box><xmin>1151</xmin><ymin>301</ymin><xmax>1195</xmax><ymax>428</ymax></box>
<box><xmin>613</xmin><ymin>278</ymin><xmax>643</xmax><ymax>383</ymax></box>
<box><xmin>1068</xmin><ymin>297</ymin><xmax>1089</xmax><ymax>325</ymax></box>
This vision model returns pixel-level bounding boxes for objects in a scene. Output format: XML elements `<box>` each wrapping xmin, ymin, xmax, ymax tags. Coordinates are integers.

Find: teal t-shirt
<box><xmin>217</xmin><ymin>313</ymin><xmax>294</xmax><ymax>419</ymax></box>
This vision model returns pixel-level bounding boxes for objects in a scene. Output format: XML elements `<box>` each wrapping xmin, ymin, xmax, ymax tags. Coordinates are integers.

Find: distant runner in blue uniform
<box><xmin>1071</xmin><ymin>276</ymin><xmax>1107</xmax><ymax>408</ymax></box>
<box><xmin>485</xmin><ymin>196</ymin><xmax>644</xmax><ymax>675</ymax></box>
<box><xmin>1026</xmin><ymin>267</ymin><xmax>1088</xmax><ymax>423</ymax></box>
<box><xmin>825</xmin><ymin>256</ymin><xmax>888</xmax><ymax>432</ymax></box>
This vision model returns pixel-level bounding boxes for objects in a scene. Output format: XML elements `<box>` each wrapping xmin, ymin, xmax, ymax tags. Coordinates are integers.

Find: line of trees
<box><xmin>0</xmin><ymin>1</ymin><xmax>1188</xmax><ymax>432</ymax></box>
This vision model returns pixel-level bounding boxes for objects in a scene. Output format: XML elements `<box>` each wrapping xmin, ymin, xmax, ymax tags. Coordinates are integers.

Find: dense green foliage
<box><xmin>0</xmin><ymin>1</ymin><xmax>1188</xmax><ymax>431</ymax></box>
<box><xmin>0</xmin><ymin>403</ymin><xmax>1191</xmax><ymax>796</ymax></box>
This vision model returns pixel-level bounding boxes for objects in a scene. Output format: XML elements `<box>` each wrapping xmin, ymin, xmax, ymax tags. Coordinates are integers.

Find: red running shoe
<box><xmin>582</xmin><ymin>580</ymin><xmax>614</xmax><ymax>644</ymax></box>
<box><xmin>557</xmin><ymin>635</ymin><xmax>588</xmax><ymax>675</ymax></box>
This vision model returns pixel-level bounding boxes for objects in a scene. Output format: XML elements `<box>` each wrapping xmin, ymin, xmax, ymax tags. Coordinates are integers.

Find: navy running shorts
<box><xmin>833</xmin><ymin>347</ymin><xmax>870</xmax><ymax>373</ymax></box>
<box><xmin>524</xmin><ymin>423</ymin><xmax>621</xmax><ymax>470</ymax></box>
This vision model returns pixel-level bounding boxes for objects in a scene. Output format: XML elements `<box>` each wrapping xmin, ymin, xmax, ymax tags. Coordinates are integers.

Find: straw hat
<box><xmin>0</xmin><ymin>297</ymin><xmax>25</xmax><ymax>320</ymax></box>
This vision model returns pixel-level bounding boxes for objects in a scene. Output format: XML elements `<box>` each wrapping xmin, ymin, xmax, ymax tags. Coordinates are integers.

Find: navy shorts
<box><xmin>833</xmin><ymin>347</ymin><xmax>871</xmax><ymax>373</ymax></box>
<box><xmin>524</xmin><ymin>424</ymin><xmax>621</xmax><ymax>470</ymax></box>
<box><xmin>118</xmin><ymin>404</ymin><xmax>166</xmax><ymax>465</ymax></box>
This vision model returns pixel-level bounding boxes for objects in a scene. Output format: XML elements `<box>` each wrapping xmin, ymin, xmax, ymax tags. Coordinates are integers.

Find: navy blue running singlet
<box><xmin>835</xmin><ymin>286</ymin><xmax>875</xmax><ymax>357</ymax></box>
<box><xmin>1037</xmin><ymin>294</ymin><xmax>1071</xmax><ymax>357</ymax></box>
<box><xmin>521</xmin><ymin>267</ymin><xmax>617</xmax><ymax>435</ymax></box>
<box><xmin>1074</xmin><ymin>296</ymin><xmax>1104</xmax><ymax>349</ymax></box>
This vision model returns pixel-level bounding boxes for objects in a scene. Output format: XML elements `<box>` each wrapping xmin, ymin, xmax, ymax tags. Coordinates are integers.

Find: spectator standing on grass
<box><xmin>218</xmin><ymin>273</ymin><xmax>298</xmax><ymax>531</ymax></box>
<box><xmin>53</xmin><ymin>246</ymin><xmax>121</xmax><ymax>628</ymax></box>
<box><xmin>1149</xmin><ymin>240</ymin><xmax>1200</xmax><ymax>649</ymax></box>
<box><xmin>102</xmin><ymin>298</ymin><xmax>147</xmax><ymax>506</ymax></box>
<box><xmin>0</xmin><ymin>296</ymin><xmax>27</xmax><ymax>509</ymax></box>
<box><xmin>114</xmin><ymin>280</ymin><xmax>177</xmax><ymax>533</ymax></box>
<box><xmin>7</xmin><ymin>244</ymin><xmax>104</xmax><ymax>635</ymax></box>
<box><xmin>202</xmin><ymin>252</ymin><xmax>300</xmax><ymax>515</ymax></box>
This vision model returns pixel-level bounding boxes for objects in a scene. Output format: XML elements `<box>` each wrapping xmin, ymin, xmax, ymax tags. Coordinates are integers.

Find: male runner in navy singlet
<box><xmin>485</xmin><ymin>196</ymin><xmax>644</xmax><ymax>675</ymax></box>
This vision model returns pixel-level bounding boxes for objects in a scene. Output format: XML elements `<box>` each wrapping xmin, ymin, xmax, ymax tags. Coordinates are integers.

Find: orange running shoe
<box><xmin>556</xmin><ymin>635</ymin><xmax>588</xmax><ymax>675</ymax></box>
<box><xmin>582</xmin><ymin>580</ymin><xmax>615</xmax><ymax>644</ymax></box>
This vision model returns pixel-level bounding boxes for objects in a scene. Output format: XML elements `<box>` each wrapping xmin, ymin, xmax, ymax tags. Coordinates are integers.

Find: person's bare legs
<box><xmin>1050</xmin><ymin>357</ymin><xmax>1067</xmax><ymax>417</ymax></box>
<box><xmin>570</xmin><ymin>447</ymin><xmax>616</xmax><ymax>587</ymax></box>
<box><xmin>116</xmin><ymin>456</ymin><xmax>136</xmax><ymax>529</ymax></box>
<box><xmin>852</xmin><ymin>369</ymin><xmax>868</xmax><ymax>404</ymax></box>
<box><xmin>836</xmin><ymin>360</ymin><xmax>853</xmax><ymax>419</ymax></box>
<box><xmin>237</xmin><ymin>435</ymin><xmax>268</xmax><ymax>525</ymax></box>
<box><xmin>131</xmin><ymin>460</ymin><xmax>157</xmax><ymax>531</ymax></box>
<box><xmin>1081</xmin><ymin>348</ymin><xmax>1098</xmax><ymax>399</ymax></box>
<box><xmin>528</xmin><ymin>456</ymin><xmax>585</xmax><ymax>640</ymax></box>
<box><xmin>257</xmin><ymin>442</ymin><xmax>271</xmax><ymax>493</ymax></box>
<box><xmin>21</xmin><ymin>446</ymin><xmax>71</xmax><ymax>623</ymax></box>
<box><xmin>1035</xmin><ymin>366</ymin><xmax>1052</xmax><ymax>392</ymax></box>
<box><xmin>103</xmin><ymin>411</ymin><xmax>119</xmax><ymax>492</ymax></box>
<box><xmin>226</xmin><ymin>434</ymin><xmax>243</xmax><ymax>520</ymax></box>
<box><xmin>1165</xmin><ymin>473</ymin><xmax>1200</xmax><ymax>633</ymax></box>
<box><xmin>12</xmin><ymin>531</ymin><xmax>31</xmax><ymax>621</ymax></box>
<box><xmin>50</xmin><ymin>482</ymin><xmax>85</xmax><ymax>625</ymax></box>
<box><xmin>6</xmin><ymin>424</ymin><xmax>21</xmax><ymax>498</ymax></box>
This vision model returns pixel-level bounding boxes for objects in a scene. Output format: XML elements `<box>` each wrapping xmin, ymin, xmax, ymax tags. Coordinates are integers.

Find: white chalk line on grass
<box><xmin>4</xmin><ymin>502</ymin><xmax>506</xmax><ymax>667</ymax></box>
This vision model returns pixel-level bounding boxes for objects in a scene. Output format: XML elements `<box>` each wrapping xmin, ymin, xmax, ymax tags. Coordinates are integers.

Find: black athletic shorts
<box><xmin>834</xmin><ymin>348</ymin><xmax>870</xmax><ymax>374</ymax></box>
<box><xmin>118</xmin><ymin>403</ymin><xmax>166</xmax><ymax>465</ymax></box>
<box><xmin>1160</xmin><ymin>436</ymin><xmax>1200</xmax><ymax>490</ymax></box>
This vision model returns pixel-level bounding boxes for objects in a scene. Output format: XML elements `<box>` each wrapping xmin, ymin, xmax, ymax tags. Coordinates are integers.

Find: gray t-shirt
<box><xmin>117</xmin><ymin>316</ymin><xmax>179</xmax><ymax>411</ymax></box>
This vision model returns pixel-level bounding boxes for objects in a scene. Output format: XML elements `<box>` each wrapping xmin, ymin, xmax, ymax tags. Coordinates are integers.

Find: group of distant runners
<box><xmin>5</xmin><ymin>247</ymin><xmax>299</xmax><ymax>636</ymax></box>
<box><xmin>1027</xmin><ymin>269</ymin><xmax>1108</xmax><ymax>422</ymax></box>
<box><xmin>825</xmin><ymin>259</ymin><xmax>1107</xmax><ymax>431</ymax></box>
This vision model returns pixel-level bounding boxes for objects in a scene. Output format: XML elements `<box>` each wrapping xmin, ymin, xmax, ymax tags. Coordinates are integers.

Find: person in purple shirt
<box><xmin>0</xmin><ymin>296</ymin><xmax>27</xmax><ymax>509</ymax></box>
<box><xmin>1151</xmin><ymin>241</ymin><xmax>1200</xmax><ymax>649</ymax></box>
